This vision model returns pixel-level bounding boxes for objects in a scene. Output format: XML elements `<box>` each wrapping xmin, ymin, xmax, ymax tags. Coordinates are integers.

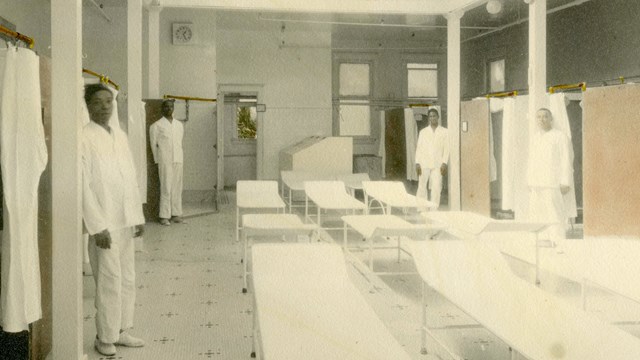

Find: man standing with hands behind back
<box><xmin>149</xmin><ymin>99</ymin><xmax>185</xmax><ymax>226</ymax></box>
<box><xmin>415</xmin><ymin>108</ymin><xmax>449</xmax><ymax>209</ymax></box>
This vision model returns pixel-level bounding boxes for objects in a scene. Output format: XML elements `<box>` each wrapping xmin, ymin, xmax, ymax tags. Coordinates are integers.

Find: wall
<box><xmin>0</xmin><ymin>0</ymin><xmax>51</xmax><ymax>57</ymax></box>
<box><xmin>157</xmin><ymin>8</ymin><xmax>218</xmax><ymax>193</ymax></box>
<box><xmin>333</xmin><ymin>38</ymin><xmax>447</xmax><ymax>155</ymax></box>
<box><xmin>83</xmin><ymin>6</ymin><xmax>129</xmax><ymax>129</ymax></box>
<box><xmin>217</xmin><ymin>28</ymin><xmax>332</xmax><ymax>180</ymax></box>
<box><xmin>462</xmin><ymin>0</ymin><xmax>640</xmax><ymax>98</ymax></box>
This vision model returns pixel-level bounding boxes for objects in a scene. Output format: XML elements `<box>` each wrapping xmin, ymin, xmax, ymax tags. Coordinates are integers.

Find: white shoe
<box><xmin>115</xmin><ymin>332</ymin><xmax>145</xmax><ymax>347</ymax></box>
<box><xmin>94</xmin><ymin>338</ymin><xmax>116</xmax><ymax>356</ymax></box>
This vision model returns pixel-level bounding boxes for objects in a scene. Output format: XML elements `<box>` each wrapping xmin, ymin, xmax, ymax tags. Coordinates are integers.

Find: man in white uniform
<box><xmin>415</xmin><ymin>108</ymin><xmax>449</xmax><ymax>209</ymax></box>
<box><xmin>149</xmin><ymin>100</ymin><xmax>184</xmax><ymax>226</ymax></box>
<box><xmin>82</xmin><ymin>84</ymin><xmax>146</xmax><ymax>356</ymax></box>
<box><xmin>527</xmin><ymin>108</ymin><xmax>572</xmax><ymax>251</ymax></box>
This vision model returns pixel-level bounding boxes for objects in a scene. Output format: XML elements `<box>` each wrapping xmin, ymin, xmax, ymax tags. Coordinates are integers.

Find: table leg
<box><xmin>421</xmin><ymin>281</ymin><xmax>428</xmax><ymax>355</ymax></box>
<box><xmin>243</xmin><ymin>232</ymin><xmax>249</xmax><ymax>293</ymax></box>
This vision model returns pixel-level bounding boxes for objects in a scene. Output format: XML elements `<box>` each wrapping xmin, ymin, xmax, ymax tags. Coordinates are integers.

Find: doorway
<box><xmin>216</xmin><ymin>84</ymin><xmax>264</xmax><ymax>190</ymax></box>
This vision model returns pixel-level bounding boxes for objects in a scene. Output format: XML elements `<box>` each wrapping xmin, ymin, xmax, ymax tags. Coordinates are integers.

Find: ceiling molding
<box><xmin>150</xmin><ymin>0</ymin><xmax>486</xmax><ymax>15</ymax></box>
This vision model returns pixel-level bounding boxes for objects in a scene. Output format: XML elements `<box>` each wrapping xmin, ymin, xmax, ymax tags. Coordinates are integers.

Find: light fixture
<box><xmin>486</xmin><ymin>0</ymin><xmax>503</xmax><ymax>14</ymax></box>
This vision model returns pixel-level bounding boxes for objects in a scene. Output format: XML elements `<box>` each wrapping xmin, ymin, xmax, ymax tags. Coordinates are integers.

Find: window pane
<box><xmin>489</xmin><ymin>59</ymin><xmax>505</xmax><ymax>92</ymax></box>
<box><xmin>408</xmin><ymin>69</ymin><xmax>438</xmax><ymax>98</ymax></box>
<box><xmin>339</xmin><ymin>102</ymin><xmax>370</xmax><ymax>136</ymax></box>
<box><xmin>236</xmin><ymin>106</ymin><xmax>257</xmax><ymax>139</ymax></box>
<box><xmin>339</xmin><ymin>63</ymin><xmax>370</xmax><ymax>96</ymax></box>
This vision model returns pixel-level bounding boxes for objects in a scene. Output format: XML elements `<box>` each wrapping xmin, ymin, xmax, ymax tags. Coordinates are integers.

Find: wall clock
<box><xmin>172</xmin><ymin>23</ymin><xmax>194</xmax><ymax>45</ymax></box>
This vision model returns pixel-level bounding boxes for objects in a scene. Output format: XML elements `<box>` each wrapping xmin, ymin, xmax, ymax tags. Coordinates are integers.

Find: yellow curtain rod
<box><xmin>163</xmin><ymin>94</ymin><xmax>217</xmax><ymax>102</ymax></box>
<box><xmin>408</xmin><ymin>103</ymin><xmax>433</xmax><ymax>108</ymax></box>
<box><xmin>83</xmin><ymin>68</ymin><xmax>120</xmax><ymax>90</ymax></box>
<box><xmin>0</xmin><ymin>25</ymin><xmax>34</xmax><ymax>48</ymax></box>
<box><xmin>485</xmin><ymin>90</ymin><xmax>518</xmax><ymax>98</ymax></box>
<box><xmin>549</xmin><ymin>82</ymin><xmax>586</xmax><ymax>94</ymax></box>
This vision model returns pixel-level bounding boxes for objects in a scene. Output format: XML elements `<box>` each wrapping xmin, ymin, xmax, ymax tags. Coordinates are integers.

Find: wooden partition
<box><xmin>583</xmin><ymin>84</ymin><xmax>640</xmax><ymax>236</ymax></box>
<box><xmin>143</xmin><ymin>100</ymin><xmax>163</xmax><ymax>221</ymax></box>
<box><xmin>460</xmin><ymin>100</ymin><xmax>491</xmax><ymax>216</ymax></box>
<box><xmin>384</xmin><ymin>108</ymin><xmax>407</xmax><ymax>180</ymax></box>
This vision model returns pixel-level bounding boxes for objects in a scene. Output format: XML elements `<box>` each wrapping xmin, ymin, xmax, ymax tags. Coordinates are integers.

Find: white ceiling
<box><xmin>86</xmin><ymin>0</ymin><xmax>592</xmax><ymax>42</ymax></box>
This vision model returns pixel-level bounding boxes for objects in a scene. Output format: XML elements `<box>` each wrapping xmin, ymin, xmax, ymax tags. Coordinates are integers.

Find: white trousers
<box><xmin>416</xmin><ymin>167</ymin><xmax>443</xmax><ymax>209</ymax></box>
<box><xmin>528</xmin><ymin>187</ymin><xmax>567</xmax><ymax>243</ymax></box>
<box><xmin>88</xmin><ymin>227</ymin><xmax>136</xmax><ymax>343</ymax></box>
<box><xmin>158</xmin><ymin>162</ymin><xmax>183</xmax><ymax>219</ymax></box>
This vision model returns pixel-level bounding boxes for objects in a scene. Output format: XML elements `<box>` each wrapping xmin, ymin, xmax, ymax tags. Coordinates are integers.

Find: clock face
<box><xmin>173</xmin><ymin>24</ymin><xmax>193</xmax><ymax>44</ymax></box>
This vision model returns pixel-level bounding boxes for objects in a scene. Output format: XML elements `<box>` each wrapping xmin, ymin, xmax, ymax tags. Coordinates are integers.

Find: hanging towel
<box><xmin>0</xmin><ymin>47</ymin><xmax>48</xmax><ymax>332</ymax></box>
<box><xmin>404</xmin><ymin>108</ymin><xmax>418</xmax><ymax>181</ymax></box>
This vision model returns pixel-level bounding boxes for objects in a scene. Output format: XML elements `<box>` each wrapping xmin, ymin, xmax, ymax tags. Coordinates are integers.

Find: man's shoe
<box><xmin>171</xmin><ymin>216</ymin><xmax>186</xmax><ymax>224</ymax></box>
<box><xmin>115</xmin><ymin>332</ymin><xmax>145</xmax><ymax>347</ymax></box>
<box><xmin>159</xmin><ymin>218</ymin><xmax>171</xmax><ymax>226</ymax></box>
<box><xmin>94</xmin><ymin>338</ymin><xmax>116</xmax><ymax>356</ymax></box>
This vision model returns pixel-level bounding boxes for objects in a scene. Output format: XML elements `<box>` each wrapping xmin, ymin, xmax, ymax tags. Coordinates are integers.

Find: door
<box><xmin>223</xmin><ymin>94</ymin><xmax>257</xmax><ymax>186</ymax></box>
<box><xmin>217</xmin><ymin>84</ymin><xmax>264</xmax><ymax>189</ymax></box>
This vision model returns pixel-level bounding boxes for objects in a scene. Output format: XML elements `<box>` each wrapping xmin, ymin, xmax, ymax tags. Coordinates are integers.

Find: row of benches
<box><xmin>236</xmin><ymin>179</ymin><xmax>640</xmax><ymax>359</ymax></box>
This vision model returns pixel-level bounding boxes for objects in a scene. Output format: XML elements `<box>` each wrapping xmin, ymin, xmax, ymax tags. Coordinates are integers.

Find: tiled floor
<box><xmin>83</xmin><ymin>193</ymin><xmax>640</xmax><ymax>359</ymax></box>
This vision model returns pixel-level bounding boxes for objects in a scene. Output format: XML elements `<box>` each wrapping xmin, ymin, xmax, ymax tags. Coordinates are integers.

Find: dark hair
<box><xmin>162</xmin><ymin>99</ymin><xmax>175</xmax><ymax>106</ymax></box>
<box><xmin>84</xmin><ymin>84</ymin><xmax>113</xmax><ymax>105</ymax></box>
<box><xmin>427</xmin><ymin>108</ymin><xmax>439</xmax><ymax>117</ymax></box>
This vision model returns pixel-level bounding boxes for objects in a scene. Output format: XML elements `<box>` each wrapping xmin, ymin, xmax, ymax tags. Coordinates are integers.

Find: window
<box><xmin>407</xmin><ymin>63</ymin><xmax>438</xmax><ymax>99</ymax></box>
<box><xmin>336</xmin><ymin>63</ymin><xmax>371</xmax><ymax>137</ymax></box>
<box><xmin>488</xmin><ymin>59</ymin><xmax>505</xmax><ymax>93</ymax></box>
<box><xmin>236</xmin><ymin>103</ymin><xmax>257</xmax><ymax>139</ymax></box>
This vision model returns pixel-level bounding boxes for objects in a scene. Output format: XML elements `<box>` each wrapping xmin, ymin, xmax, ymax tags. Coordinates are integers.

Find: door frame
<box><xmin>216</xmin><ymin>83</ymin><xmax>264</xmax><ymax>189</ymax></box>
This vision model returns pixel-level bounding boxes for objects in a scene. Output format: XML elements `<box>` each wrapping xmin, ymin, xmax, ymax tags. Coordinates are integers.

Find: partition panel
<box><xmin>583</xmin><ymin>84</ymin><xmax>640</xmax><ymax>236</ymax></box>
<box><xmin>460</xmin><ymin>100</ymin><xmax>491</xmax><ymax>216</ymax></box>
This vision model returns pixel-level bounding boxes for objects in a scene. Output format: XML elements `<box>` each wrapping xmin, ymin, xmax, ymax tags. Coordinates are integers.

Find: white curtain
<box><xmin>501</xmin><ymin>95</ymin><xmax>530</xmax><ymax>220</ymax></box>
<box><xmin>0</xmin><ymin>46</ymin><xmax>48</xmax><ymax>332</ymax></box>
<box><xmin>378</xmin><ymin>110</ymin><xmax>386</xmax><ymax>178</ymax></box>
<box><xmin>488</xmin><ymin>98</ymin><xmax>501</xmax><ymax>183</ymax></box>
<box><xmin>548</xmin><ymin>93</ymin><xmax>577</xmax><ymax>220</ymax></box>
<box><xmin>129</xmin><ymin>101</ymin><xmax>147</xmax><ymax>202</ymax></box>
<box><xmin>404</xmin><ymin>108</ymin><xmax>418</xmax><ymax>181</ymax></box>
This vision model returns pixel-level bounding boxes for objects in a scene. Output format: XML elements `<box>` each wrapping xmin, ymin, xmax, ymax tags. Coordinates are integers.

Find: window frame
<box><xmin>332</xmin><ymin>52</ymin><xmax>376</xmax><ymax>141</ymax></box>
<box><xmin>406</xmin><ymin>62</ymin><xmax>439</xmax><ymax>100</ymax></box>
<box><xmin>486</xmin><ymin>57</ymin><xmax>506</xmax><ymax>93</ymax></box>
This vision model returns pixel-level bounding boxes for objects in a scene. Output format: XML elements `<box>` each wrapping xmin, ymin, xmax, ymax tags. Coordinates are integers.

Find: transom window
<box><xmin>407</xmin><ymin>63</ymin><xmax>438</xmax><ymax>99</ymax></box>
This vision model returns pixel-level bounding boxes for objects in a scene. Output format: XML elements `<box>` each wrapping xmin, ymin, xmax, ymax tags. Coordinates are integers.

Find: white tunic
<box><xmin>149</xmin><ymin>117</ymin><xmax>184</xmax><ymax>165</ymax></box>
<box><xmin>0</xmin><ymin>47</ymin><xmax>48</xmax><ymax>332</ymax></box>
<box><xmin>527</xmin><ymin>129</ymin><xmax>572</xmax><ymax>189</ymax></box>
<box><xmin>415</xmin><ymin>125</ymin><xmax>449</xmax><ymax>169</ymax></box>
<box><xmin>82</xmin><ymin>122</ymin><xmax>145</xmax><ymax>235</ymax></box>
